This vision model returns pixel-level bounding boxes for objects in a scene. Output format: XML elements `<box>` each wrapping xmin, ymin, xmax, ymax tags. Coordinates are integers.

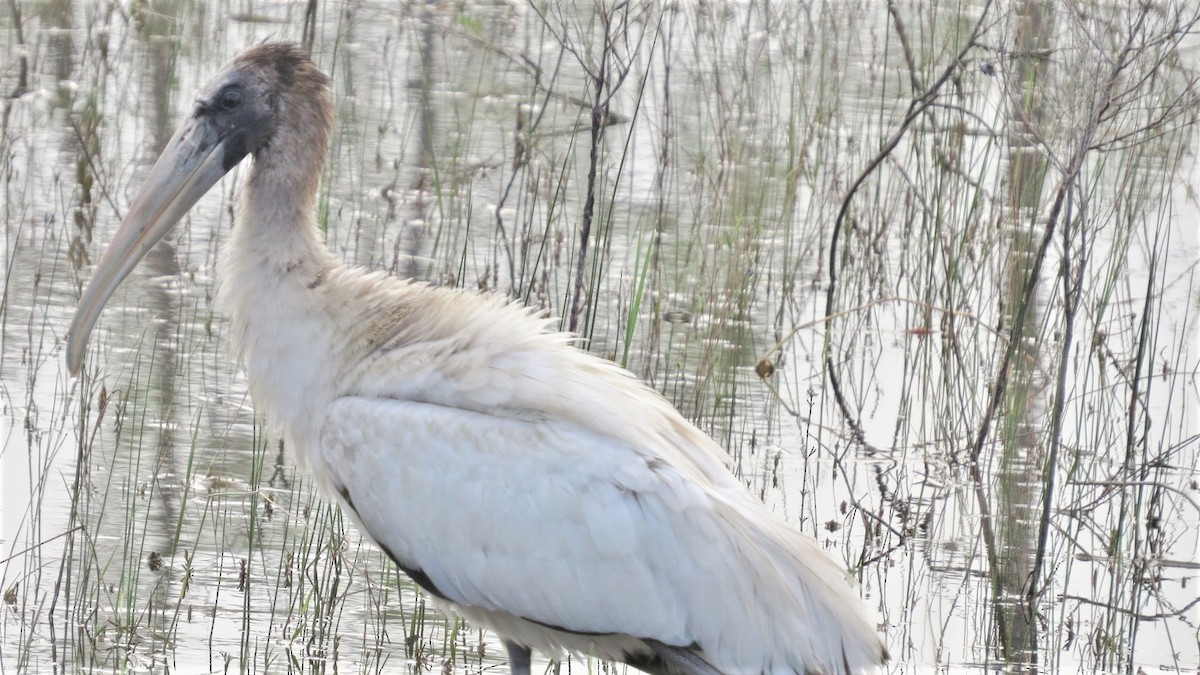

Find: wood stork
<box><xmin>66</xmin><ymin>43</ymin><xmax>888</xmax><ymax>675</ymax></box>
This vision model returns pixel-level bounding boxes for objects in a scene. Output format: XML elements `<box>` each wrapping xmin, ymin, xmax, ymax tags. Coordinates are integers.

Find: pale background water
<box><xmin>1</xmin><ymin>1</ymin><xmax>1198</xmax><ymax>673</ymax></box>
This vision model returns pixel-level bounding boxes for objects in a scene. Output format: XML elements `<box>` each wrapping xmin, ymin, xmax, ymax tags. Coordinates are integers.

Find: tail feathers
<box><xmin>633</xmin><ymin>634</ymin><xmax>888</xmax><ymax>672</ymax></box>
<box><xmin>625</xmin><ymin>640</ymin><xmax>723</xmax><ymax>675</ymax></box>
<box><xmin>628</xmin><ymin>639</ymin><xmax>885</xmax><ymax>675</ymax></box>
<box><xmin>717</xmin><ymin>497</ymin><xmax>888</xmax><ymax>673</ymax></box>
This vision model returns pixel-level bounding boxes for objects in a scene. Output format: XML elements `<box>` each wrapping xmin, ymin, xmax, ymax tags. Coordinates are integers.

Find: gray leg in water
<box><xmin>505</xmin><ymin>640</ymin><xmax>532</xmax><ymax>675</ymax></box>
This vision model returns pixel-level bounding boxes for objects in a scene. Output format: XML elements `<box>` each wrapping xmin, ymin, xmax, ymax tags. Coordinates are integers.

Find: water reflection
<box><xmin>1</xmin><ymin>2</ymin><xmax>1196</xmax><ymax>674</ymax></box>
<box><xmin>987</xmin><ymin>0</ymin><xmax>1059</xmax><ymax>667</ymax></box>
<box><xmin>393</xmin><ymin>0</ymin><xmax>438</xmax><ymax>282</ymax></box>
<box><xmin>132</xmin><ymin>11</ymin><xmax>185</xmax><ymax>664</ymax></box>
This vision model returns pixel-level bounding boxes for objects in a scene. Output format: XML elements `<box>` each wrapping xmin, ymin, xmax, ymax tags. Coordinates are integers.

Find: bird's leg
<box><xmin>505</xmin><ymin>640</ymin><xmax>532</xmax><ymax>675</ymax></box>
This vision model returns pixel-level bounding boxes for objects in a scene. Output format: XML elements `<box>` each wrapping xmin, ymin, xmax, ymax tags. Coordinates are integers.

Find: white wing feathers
<box><xmin>321</xmin><ymin>399</ymin><xmax>694</xmax><ymax>639</ymax></box>
<box><xmin>319</xmin><ymin>397</ymin><xmax>882</xmax><ymax>673</ymax></box>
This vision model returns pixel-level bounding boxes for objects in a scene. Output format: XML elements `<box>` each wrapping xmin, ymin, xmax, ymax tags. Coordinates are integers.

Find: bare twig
<box><xmin>823</xmin><ymin>1</ymin><xmax>997</xmax><ymax>443</ymax></box>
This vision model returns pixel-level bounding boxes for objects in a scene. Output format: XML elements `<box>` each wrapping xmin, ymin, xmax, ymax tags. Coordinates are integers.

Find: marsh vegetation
<box><xmin>2</xmin><ymin>1</ymin><xmax>1198</xmax><ymax>673</ymax></box>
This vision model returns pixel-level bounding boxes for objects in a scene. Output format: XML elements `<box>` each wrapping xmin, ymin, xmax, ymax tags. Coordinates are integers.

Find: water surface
<box><xmin>2</xmin><ymin>2</ymin><xmax>1197</xmax><ymax>673</ymax></box>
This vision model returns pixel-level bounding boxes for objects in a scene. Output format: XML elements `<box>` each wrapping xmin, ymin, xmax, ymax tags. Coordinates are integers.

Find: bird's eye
<box><xmin>221</xmin><ymin>90</ymin><xmax>243</xmax><ymax>110</ymax></box>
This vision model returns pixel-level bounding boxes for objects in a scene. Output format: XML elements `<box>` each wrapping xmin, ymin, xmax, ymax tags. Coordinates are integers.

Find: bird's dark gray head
<box><xmin>65</xmin><ymin>43</ymin><xmax>333</xmax><ymax>375</ymax></box>
<box><xmin>190</xmin><ymin>43</ymin><xmax>333</xmax><ymax>172</ymax></box>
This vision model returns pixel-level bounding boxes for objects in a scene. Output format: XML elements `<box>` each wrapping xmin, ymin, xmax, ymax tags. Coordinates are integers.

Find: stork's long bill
<box><xmin>67</xmin><ymin>60</ymin><xmax>268</xmax><ymax>374</ymax></box>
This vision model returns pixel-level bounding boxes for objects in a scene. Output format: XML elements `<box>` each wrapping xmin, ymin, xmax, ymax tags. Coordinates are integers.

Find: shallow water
<box><xmin>2</xmin><ymin>1</ymin><xmax>1198</xmax><ymax>673</ymax></box>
